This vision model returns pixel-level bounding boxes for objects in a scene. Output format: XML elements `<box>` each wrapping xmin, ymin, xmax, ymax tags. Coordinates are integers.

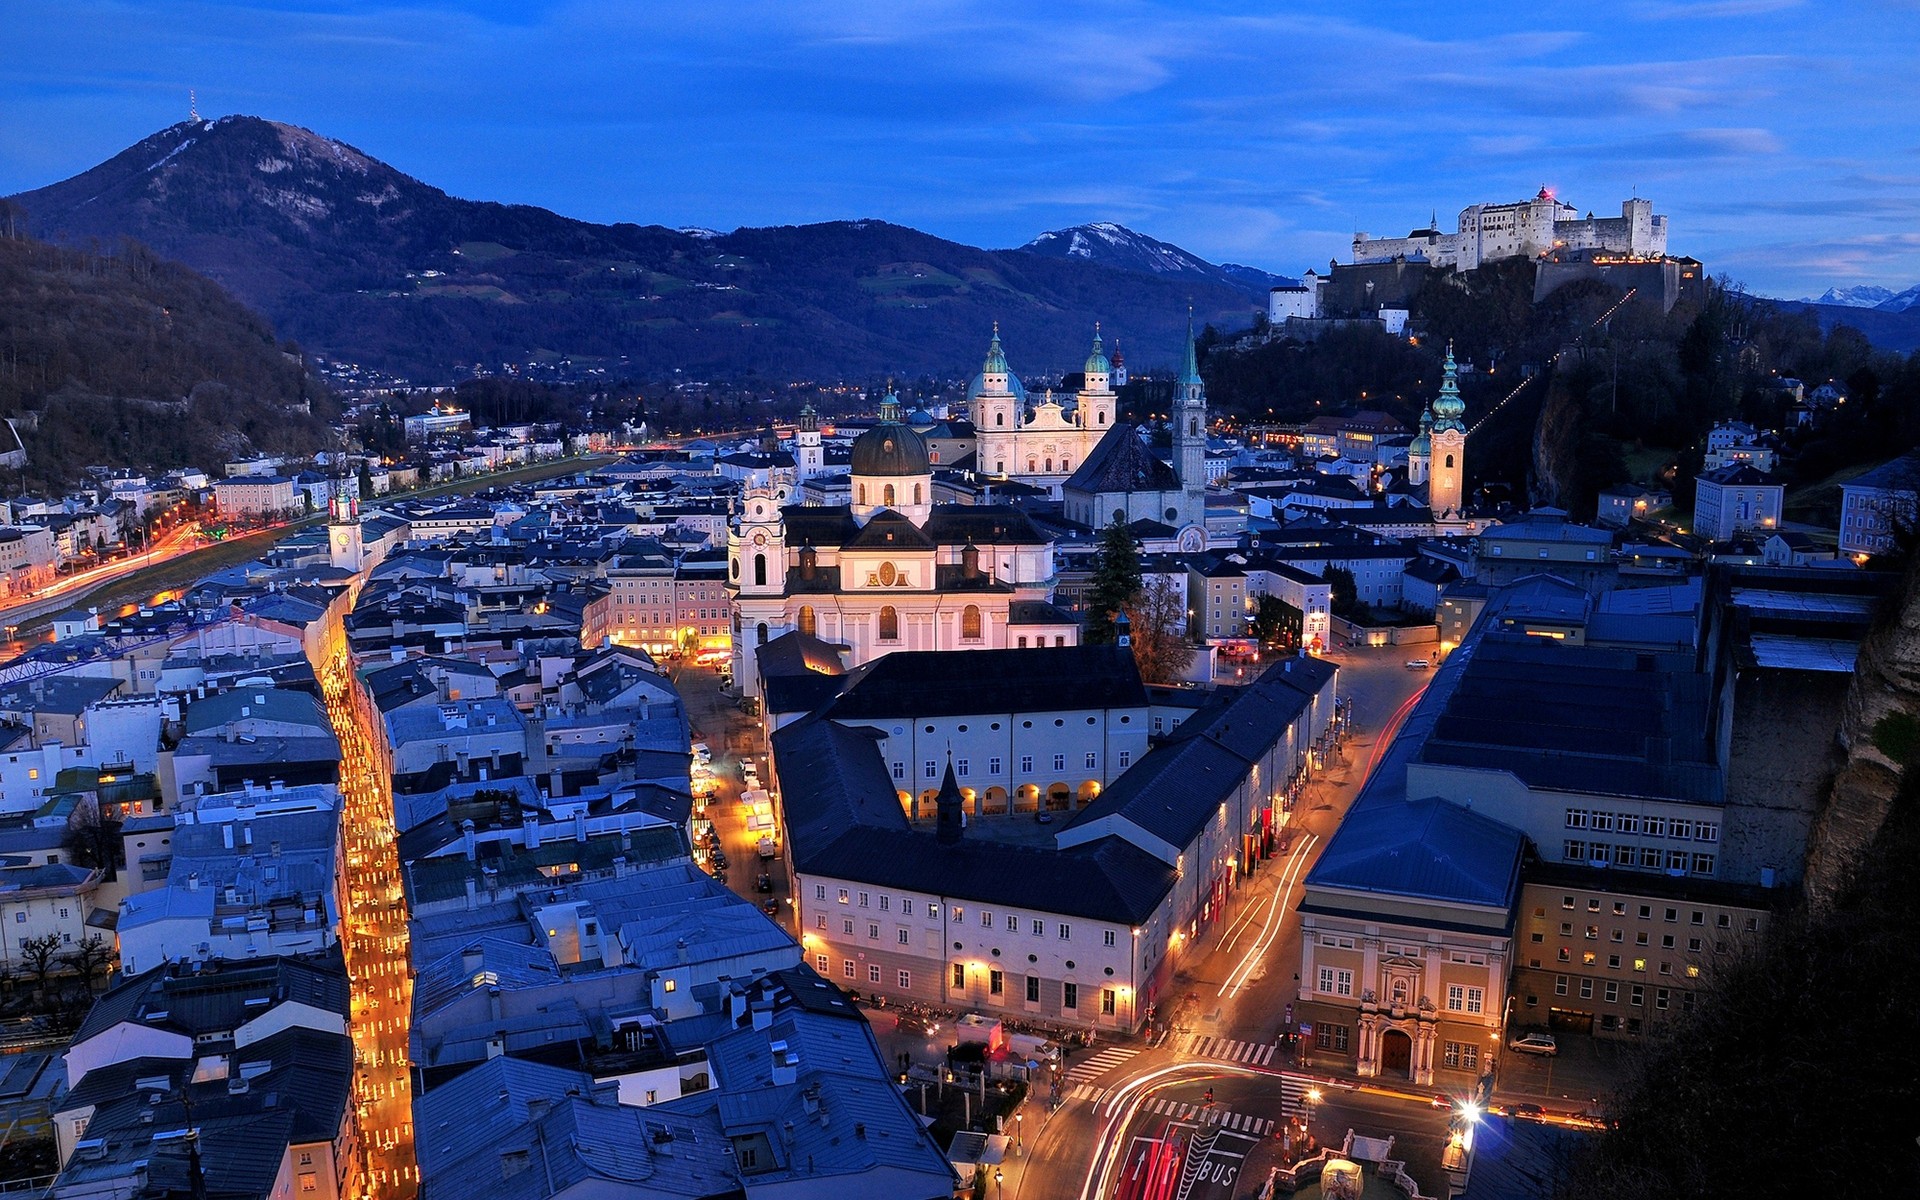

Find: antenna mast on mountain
<box><xmin>189</xmin><ymin>89</ymin><xmax>199</xmax><ymax>122</ymax></box>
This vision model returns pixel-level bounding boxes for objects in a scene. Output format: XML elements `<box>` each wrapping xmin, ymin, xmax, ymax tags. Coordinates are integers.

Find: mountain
<box><xmin>0</xmin><ymin>229</ymin><xmax>334</xmax><ymax>488</ymax></box>
<box><xmin>1015</xmin><ymin>222</ymin><xmax>1295</xmax><ymax>296</ymax></box>
<box><xmin>6</xmin><ymin>117</ymin><xmax>1264</xmax><ymax>381</ymax></box>
<box><xmin>1802</xmin><ymin>284</ymin><xmax>1896</xmax><ymax>308</ymax></box>
<box><xmin>1765</xmin><ymin>298</ymin><xmax>1920</xmax><ymax>353</ymax></box>
<box><xmin>1874</xmin><ymin>284</ymin><xmax>1920</xmax><ymax>313</ymax></box>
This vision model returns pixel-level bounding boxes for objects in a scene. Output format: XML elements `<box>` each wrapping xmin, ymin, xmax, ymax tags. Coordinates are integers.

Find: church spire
<box><xmin>983</xmin><ymin>322</ymin><xmax>1009</xmax><ymax>376</ymax></box>
<box><xmin>1178</xmin><ymin>308</ymin><xmax>1202</xmax><ymax>386</ymax></box>
<box><xmin>1431</xmin><ymin>341</ymin><xmax>1466</xmax><ymax>432</ymax></box>
<box><xmin>934</xmin><ymin>754</ymin><xmax>966</xmax><ymax>845</ymax></box>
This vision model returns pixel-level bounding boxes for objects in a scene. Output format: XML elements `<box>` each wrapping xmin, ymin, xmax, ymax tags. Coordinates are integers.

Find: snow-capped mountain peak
<box><xmin>1017</xmin><ymin>222</ymin><xmax>1294</xmax><ymax>298</ymax></box>
<box><xmin>1803</xmin><ymin>284</ymin><xmax>1896</xmax><ymax>308</ymax></box>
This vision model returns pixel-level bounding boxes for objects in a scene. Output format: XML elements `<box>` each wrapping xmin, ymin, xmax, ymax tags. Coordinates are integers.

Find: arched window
<box><xmin>797</xmin><ymin>605</ymin><xmax>816</xmax><ymax>637</ymax></box>
<box><xmin>857</xmin><ymin>484</ymin><xmax>867</xmax><ymax>505</ymax></box>
<box><xmin>1028</xmin><ymin>459</ymin><xmax>1037</xmax><ymax>473</ymax></box>
<box><xmin>1114</xmin><ymin>508</ymin><xmax>1126</xmax><ymax>523</ymax></box>
<box><xmin>1190</xmin><ymin>417</ymin><xmax>1199</xmax><ymax>436</ymax></box>
<box><xmin>1098</xmin><ymin>411</ymin><xmax>1107</xmax><ymax>425</ymax></box>
<box><xmin>883</xmin><ymin>484</ymin><xmax>896</xmax><ymax>507</ymax></box>
<box><xmin>913</xmin><ymin>484</ymin><xmax>922</xmax><ymax>505</ymax></box>
<box><xmin>995</xmin><ymin>462</ymin><xmax>1005</xmax><ymax>474</ymax></box>
<box><xmin>929</xmin><ymin>450</ymin><xmax>939</xmax><ymax>464</ymax></box>
<box><xmin>962</xmin><ymin>604</ymin><xmax>982</xmax><ymax>640</ymax></box>
<box><xmin>753</xmin><ymin>554</ymin><xmax>767</xmax><ymax>587</ymax></box>
<box><xmin>1044</xmin><ymin>458</ymin><xmax>1052</xmax><ymax>473</ymax></box>
<box><xmin>756</xmin><ymin>622</ymin><xmax>768</xmax><ymax>646</ymax></box>
<box><xmin>1061</xmin><ymin>459</ymin><xmax>1069</xmax><ymax>473</ymax></box>
<box><xmin>1445</xmin><ymin>454</ymin><xmax>1455</xmax><ymax>469</ymax></box>
<box><xmin>996</xmin><ymin>412</ymin><xmax>1005</xmax><ymax>427</ymax></box>
<box><xmin>730</xmin><ymin>557</ymin><xmax>739</xmax><ymax>579</ymax></box>
<box><xmin>878</xmin><ymin>605</ymin><xmax>899</xmax><ymax>641</ymax></box>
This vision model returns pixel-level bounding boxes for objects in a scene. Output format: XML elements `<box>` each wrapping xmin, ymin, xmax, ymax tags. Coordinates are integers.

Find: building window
<box><xmin>1053</xmin><ymin>754</ymin><xmax>1065</xmax><ymax>772</ymax></box>
<box><xmin>1020</xmin><ymin>755</ymin><xmax>1033</xmax><ymax>773</ymax></box>
<box><xmin>1555</xmin><ymin>975</ymin><xmax>1568</xmax><ymax>996</ymax></box>
<box><xmin>1118</xmin><ymin>750</ymin><xmax>1131</xmax><ymax>769</ymax></box>
<box><xmin>1580</xmin><ymin>979</ymin><xmax>1593</xmax><ymax>999</ymax></box>
<box><xmin>1605</xmin><ymin>981</ymin><xmax>1619</xmax><ymax>1003</ymax></box>
<box><xmin>1442</xmin><ymin>1041</ymin><xmax>1479</xmax><ymax>1070</ymax></box>
<box><xmin>952</xmin><ymin>964</ymin><xmax>965</xmax><ymax>989</ymax></box>
<box><xmin>1085</xmin><ymin>752</ymin><xmax>1098</xmax><ymax>770</ymax></box>
<box><xmin>1466</xmin><ymin>987</ymin><xmax>1484</xmax><ymax>1014</ymax></box>
<box><xmin>869</xmin><ymin>964</ymin><xmax>882</xmax><ymax>983</ymax></box>
<box><xmin>962</xmin><ymin>605</ymin><xmax>983</xmax><ymax>640</ymax></box>
<box><xmin>867</xmin><ymin>923</ymin><xmax>880</xmax><ymax>940</ymax></box>
<box><xmin>843</xmin><ymin>919</ymin><xmax>854</xmax><ymax>935</ymax></box>
<box><xmin>816</xmin><ymin>953</ymin><xmax>829</xmax><ymax>973</ymax></box>
<box><xmin>1102</xmin><ymin>989</ymin><xmax>1117</xmax><ymax>1016</ymax></box>
<box><xmin>989</xmin><ymin>757</ymin><xmax>1002</xmax><ymax>774</ymax></box>
<box><xmin>858</xmin><ymin>891</ymin><xmax>870</xmax><ymax>908</ymax></box>
<box><xmin>897</xmin><ymin>928</ymin><xmax>908</xmax><ymax>945</ymax></box>
<box><xmin>892</xmin><ymin>762</ymin><xmax>905</xmax><ymax>780</ymax></box>
<box><xmin>1315</xmin><ymin>1024</ymin><xmax>1350</xmax><ymax>1052</ymax></box>
<box><xmin>1032</xmin><ymin>918</ymin><xmax>1044</xmax><ymax>935</ymax></box>
<box><xmin>843</xmin><ymin>960</ymin><xmax>855</xmax><ymax>979</ymax></box>
<box><xmin>990</xmin><ymin>969</ymin><xmax>1004</xmax><ymax>995</ymax></box>
<box><xmin>879</xmin><ymin>606</ymin><xmax>899</xmax><ymax>641</ymax></box>
<box><xmin>1006</xmin><ymin>914</ymin><xmax>1019</xmax><ymax>932</ymax></box>
<box><xmin>1026</xmin><ymin>976</ymin><xmax>1040</xmax><ymax>1003</ymax></box>
<box><xmin>981</xmin><ymin>910</ymin><xmax>993</xmax><ymax>928</ymax></box>
<box><xmin>1104</xmin><ymin>930</ymin><xmax>1117</xmax><ymax>947</ymax></box>
<box><xmin>899</xmin><ymin>969</ymin><xmax>912</xmax><ymax>989</ymax></box>
<box><xmin>837</xmin><ymin>888</ymin><xmax>849</xmax><ymax>904</ymax></box>
<box><xmin>797</xmin><ymin>605</ymin><xmax>816</xmax><ymax>637</ymax></box>
<box><xmin>1058</xmin><ymin>924</ymin><xmax>1071</xmax><ymax>940</ymax></box>
<box><xmin>1063</xmin><ymin>982</ymin><xmax>1078</xmax><ymax>1010</ymax></box>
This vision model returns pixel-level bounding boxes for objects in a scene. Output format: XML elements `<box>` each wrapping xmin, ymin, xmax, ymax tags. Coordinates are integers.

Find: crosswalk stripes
<box><xmin>1141</xmin><ymin>1096</ymin><xmax>1277</xmax><ymax>1137</ymax></box>
<box><xmin>1179</xmin><ymin>1033</ymin><xmax>1277</xmax><ymax>1066</ymax></box>
<box><xmin>1068</xmin><ymin>1083</ymin><xmax>1098</xmax><ymax>1102</ymax></box>
<box><xmin>1061</xmin><ymin>1045</ymin><xmax>1139</xmax><ymax>1083</ymax></box>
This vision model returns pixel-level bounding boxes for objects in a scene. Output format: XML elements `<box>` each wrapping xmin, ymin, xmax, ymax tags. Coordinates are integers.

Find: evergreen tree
<box><xmin>1251</xmin><ymin>593</ymin><xmax>1303</xmax><ymax>649</ymax></box>
<box><xmin>1083</xmin><ymin>519</ymin><xmax>1143</xmax><ymax>644</ymax></box>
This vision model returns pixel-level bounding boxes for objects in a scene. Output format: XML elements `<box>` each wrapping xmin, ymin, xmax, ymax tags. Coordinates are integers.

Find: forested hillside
<box><xmin>0</xmin><ymin>217</ymin><xmax>334</xmax><ymax>490</ymax></box>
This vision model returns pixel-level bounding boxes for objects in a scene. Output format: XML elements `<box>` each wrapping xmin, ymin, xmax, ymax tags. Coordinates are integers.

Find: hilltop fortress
<box><xmin>1351</xmin><ymin>189</ymin><xmax>1667</xmax><ymax>272</ymax></box>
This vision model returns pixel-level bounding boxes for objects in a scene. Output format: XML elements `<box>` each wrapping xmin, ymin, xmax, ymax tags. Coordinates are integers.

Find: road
<box><xmin>668</xmin><ymin>662</ymin><xmax>792</xmax><ymax>925</ymax></box>
<box><xmin>1001</xmin><ymin>646</ymin><xmax>1442</xmax><ymax>1200</ymax></box>
<box><xmin>0</xmin><ymin>522</ymin><xmax>202</xmax><ymax>634</ymax></box>
<box><xmin>321</xmin><ymin>649</ymin><xmax>419</xmax><ymax>1200</ymax></box>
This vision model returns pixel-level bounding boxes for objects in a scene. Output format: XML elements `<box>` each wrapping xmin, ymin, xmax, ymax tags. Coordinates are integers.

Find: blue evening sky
<box><xmin>2</xmin><ymin>0</ymin><xmax>1917</xmax><ymax>297</ymax></box>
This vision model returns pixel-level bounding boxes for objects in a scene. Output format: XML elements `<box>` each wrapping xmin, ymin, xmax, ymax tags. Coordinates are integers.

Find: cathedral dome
<box><xmin>1084</xmin><ymin>329</ymin><xmax>1111</xmax><ymax>376</ymax></box>
<box><xmin>850</xmin><ymin>396</ymin><xmax>931</xmax><ymax>477</ymax></box>
<box><xmin>1431</xmin><ymin>342</ymin><xmax>1466</xmax><ymax>432</ymax></box>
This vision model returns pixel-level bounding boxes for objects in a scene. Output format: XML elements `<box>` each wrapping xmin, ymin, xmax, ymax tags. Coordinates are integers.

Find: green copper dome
<box><xmin>1409</xmin><ymin>407</ymin><xmax>1432</xmax><ymax>455</ymax></box>
<box><xmin>1084</xmin><ymin>327</ymin><xmax>1111</xmax><ymax>377</ymax></box>
<box><xmin>1431</xmin><ymin>342</ymin><xmax>1466</xmax><ymax>433</ymax></box>
<box><xmin>983</xmin><ymin>323</ymin><xmax>1009</xmax><ymax>376</ymax></box>
<box><xmin>850</xmin><ymin>388</ymin><xmax>930</xmax><ymax>478</ymax></box>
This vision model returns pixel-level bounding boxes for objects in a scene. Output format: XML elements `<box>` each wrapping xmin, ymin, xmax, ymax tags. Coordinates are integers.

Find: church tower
<box><xmin>1076</xmin><ymin>326</ymin><xmax>1117</xmax><ymax>434</ymax></box>
<box><xmin>971</xmin><ymin>325</ymin><xmax>1019</xmax><ymax>476</ymax></box>
<box><xmin>1173</xmin><ymin>315</ymin><xmax>1209</xmax><ymax>531</ymax></box>
<box><xmin>795</xmin><ymin>403</ymin><xmax>823</xmax><ymax>481</ymax></box>
<box><xmin>328</xmin><ymin>487</ymin><xmax>363</xmax><ymax>573</ymax></box>
<box><xmin>1427</xmin><ymin>342</ymin><xmax>1468</xmax><ymax>520</ymax></box>
<box><xmin>729</xmin><ymin>485</ymin><xmax>788</xmax><ymax>600</ymax></box>
<box><xmin>1407</xmin><ymin>406</ymin><xmax>1432</xmax><ymax>487</ymax></box>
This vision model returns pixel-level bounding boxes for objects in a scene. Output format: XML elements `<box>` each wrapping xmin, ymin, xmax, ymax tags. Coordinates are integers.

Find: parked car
<box><xmin>1404</xmin><ymin>658</ymin><xmax>1431</xmax><ymax>670</ymax></box>
<box><xmin>1509</xmin><ymin>1032</ymin><xmax>1558</xmax><ymax>1057</ymax></box>
<box><xmin>761</xmin><ymin>898</ymin><xmax>780</xmax><ymax>916</ymax></box>
<box><xmin>755</xmin><ymin>872</ymin><xmax>772</xmax><ymax>893</ymax></box>
<box><xmin>1509</xmin><ymin>1103</ymin><xmax>1546</xmax><ymax>1121</ymax></box>
<box><xmin>757</xmin><ymin>835</ymin><xmax>778</xmax><ymax>859</ymax></box>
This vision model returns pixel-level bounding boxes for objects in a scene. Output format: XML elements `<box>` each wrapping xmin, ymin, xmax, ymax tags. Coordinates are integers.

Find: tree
<box><xmin>1323</xmin><ymin>565</ymin><xmax>1365</xmax><ymax>621</ymax></box>
<box><xmin>358</xmin><ymin>460</ymin><xmax>374</xmax><ymax>501</ymax></box>
<box><xmin>1251</xmin><ymin>594</ymin><xmax>1303</xmax><ymax>650</ymax></box>
<box><xmin>63</xmin><ymin>934</ymin><xmax>112</xmax><ymax>996</ymax></box>
<box><xmin>1125</xmin><ymin>577</ymin><xmax>1195</xmax><ymax>684</ymax></box>
<box><xmin>1083</xmin><ymin>519</ymin><xmax>1143</xmax><ymax>644</ymax></box>
<box><xmin>63</xmin><ymin>797</ymin><xmax>123</xmax><ymax>881</ymax></box>
<box><xmin>18</xmin><ymin>933</ymin><xmax>62</xmax><ymax>1002</ymax></box>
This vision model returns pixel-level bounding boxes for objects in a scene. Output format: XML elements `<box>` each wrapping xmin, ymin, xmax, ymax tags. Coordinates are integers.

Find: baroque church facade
<box><xmin>969</xmin><ymin>326</ymin><xmax>1116</xmax><ymax>494</ymax></box>
<box><xmin>728</xmin><ymin>393</ymin><xmax>1071</xmax><ymax>697</ymax></box>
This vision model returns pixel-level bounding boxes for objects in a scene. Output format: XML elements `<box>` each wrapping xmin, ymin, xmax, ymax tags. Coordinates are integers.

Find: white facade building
<box><xmin>1353</xmin><ymin>192</ymin><xmax>1667</xmax><ymax>272</ymax></box>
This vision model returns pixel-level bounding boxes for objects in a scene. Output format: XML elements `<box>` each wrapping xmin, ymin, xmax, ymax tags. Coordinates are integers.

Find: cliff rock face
<box><xmin>1803</xmin><ymin>558</ymin><xmax>1920</xmax><ymax>906</ymax></box>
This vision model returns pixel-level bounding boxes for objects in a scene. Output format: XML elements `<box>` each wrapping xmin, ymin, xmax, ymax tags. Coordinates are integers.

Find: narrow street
<box><xmin>322</xmin><ymin>649</ymin><xmax>419</xmax><ymax>1200</ymax></box>
<box><xmin>1002</xmin><ymin>646</ymin><xmax>1436</xmax><ymax>1200</ymax></box>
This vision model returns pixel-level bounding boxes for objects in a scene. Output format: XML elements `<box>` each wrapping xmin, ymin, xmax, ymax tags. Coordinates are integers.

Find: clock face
<box><xmin>752</xmin><ymin>531</ymin><xmax>767</xmax><ymax>546</ymax></box>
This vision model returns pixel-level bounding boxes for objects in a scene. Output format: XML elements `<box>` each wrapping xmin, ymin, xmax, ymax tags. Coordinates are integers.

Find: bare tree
<box><xmin>18</xmin><ymin>933</ymin><xmax>62</xmax><ymax>1002</ymax></box>
<box><xmin>63</xmin><ymin>795</ymin><xmax>122</xmax><ymax>881</ymax></box>
<box><xmin>64</xmin><ymin>934</ymin><xmax>112</xmax><ymax>996</ymax></box>
<box><xmin>1125</xmin><ymin>577</ymin><xmax>1196</xmax><ymax>685</ymax></box>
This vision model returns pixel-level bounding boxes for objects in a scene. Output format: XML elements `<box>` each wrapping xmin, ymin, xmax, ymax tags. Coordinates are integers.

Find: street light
<box><xmin>1305</xmin><ymin>1085</ymin><xmax>1321</xmax><ymax>1132</ymax></box>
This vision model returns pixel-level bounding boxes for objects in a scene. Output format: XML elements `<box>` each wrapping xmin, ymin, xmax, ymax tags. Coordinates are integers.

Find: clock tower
<box><xmin>328</xmin><ymin>488</ymin><xmax>363</xmax><ymax>573</ymax></box>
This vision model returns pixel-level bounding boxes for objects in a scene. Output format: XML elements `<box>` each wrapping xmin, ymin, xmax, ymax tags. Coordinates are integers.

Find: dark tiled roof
<box><xmin>73</xmin><ymin>950</ymin><xmax>350</xmax><ymax>1048</ymax></box>
<box><xmin>1307</xmin><ymin>795</ymin><xmax>1524</xmax><ymax>912</ymax></box>
<box><xmin>844</xmin><ymin>510</ymin><xmax>937</xmax><ymax>551</ymax></box>
<box><xmin>824</xmin><ymin>645</ymin><xmax>1143</xmax><ymax>721</ymax></box>
<box><xmin>1064</xmin><ymin>423</ymin><xmax>1180</xmax><ymax>494</ymax></box>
